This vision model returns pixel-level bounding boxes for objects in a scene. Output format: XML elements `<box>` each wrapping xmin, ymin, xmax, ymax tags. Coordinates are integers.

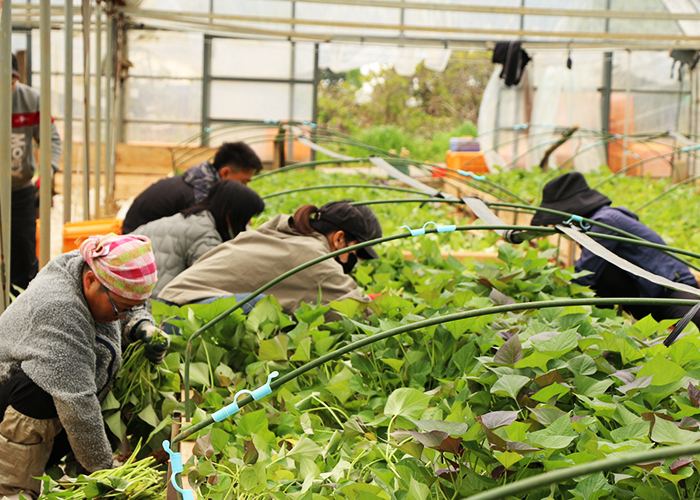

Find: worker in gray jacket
<box><xmin>134</xmin><ymin>180</ymin><xmax>265</xmax><ymax>298</ymax></box>
<box><xmin>0</xmin><ymin>234</ymin><xmax>169</xmax><ymax>500</ymax></box>
<box><xmin>159</xmin><ymin>200</ymin><xmax>382</xmax><ymax>315</ymax></box>
<box><xmin>10</xmin><ymin>53</ymin><xmax>62</xmax><ymax>292</ymax></box>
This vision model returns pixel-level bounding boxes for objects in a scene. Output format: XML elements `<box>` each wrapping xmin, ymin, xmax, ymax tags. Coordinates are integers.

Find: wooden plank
<box><xmin>401</xmin><ymin>250</ymin><xmax>499</xmax><ymax>262</ymax></box>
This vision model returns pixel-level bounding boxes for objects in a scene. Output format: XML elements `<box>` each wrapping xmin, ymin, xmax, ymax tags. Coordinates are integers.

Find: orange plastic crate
<box><xmin>445</xmin><ymin>151</ymin><xmax>489</xmax><ymax>174</ymax></box>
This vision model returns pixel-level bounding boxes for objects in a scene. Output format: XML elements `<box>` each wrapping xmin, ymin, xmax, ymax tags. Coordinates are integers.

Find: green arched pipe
<box><xmin>635</xmin><ymin>173</ymin><xmax>700</xmax><ymax>212</ymax></box>
<box><xmin>463</xmin><ymin>440</ymin><xmax>700</xmax><ymax>500</ymax></box>
<box><xmin>251</xmin><ymin>158</ymin><xmax>371</xmax><ymax>180</ymax></box>
<box><xmin>261</xmin><ymin>184</ymin><xmax>430</xmax><ymax>200</ymax></box>
<box><xmin>173</xmin><ymin>296</ymin><xmax>698</xmax><ymax>444</ymax></box>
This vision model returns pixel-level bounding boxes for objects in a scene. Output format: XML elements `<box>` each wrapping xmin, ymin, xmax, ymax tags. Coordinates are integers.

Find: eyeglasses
<box><xmin>102</xmin><ymin>284</ymin><xmax>142</xmax><ymax>316</ymax></box>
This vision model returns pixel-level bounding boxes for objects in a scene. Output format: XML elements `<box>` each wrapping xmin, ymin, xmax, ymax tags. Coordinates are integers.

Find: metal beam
<box><xmin>201</xmin><ymin>34</ymin><xmax>211</xmax><ymax>147</ymax></box>
<box><xmin>121</xmin><ymin>9</ymin><xmax>700</xmax><ymax>45</ymax></box>
<box><xmin>39</xmin><ymin>0</ymin><xmax>51</xmax><ymax>266</ymax></box>
<box><xmin>94</xmin><ymin>4</ymin><xmax>101</xmax><ymax>219</ymax></box>
<box><xmin>63</xmin><ymin>0</ymin><xmax>73</xmax><ymax>224</ymax></box>
<box><xmin>1</xmin><ymin>0</ymin><xmax>13</xmax><ymax>310</ymax></box>
<box><xmin>81</xmin><ymin>0</ymin><xmax>90</xmax><ymax>220</ymax></box>
<box><xmin>105</xmin><ymin>8</ymin><xmax>113</xmax><ymax>202</ymax></box>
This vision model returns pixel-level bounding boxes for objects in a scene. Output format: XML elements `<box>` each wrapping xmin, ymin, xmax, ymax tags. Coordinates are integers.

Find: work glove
<box><xmin>132</xmin><ymin>322</ymin><xmax>170</xmax><ymax>364</ymax></box>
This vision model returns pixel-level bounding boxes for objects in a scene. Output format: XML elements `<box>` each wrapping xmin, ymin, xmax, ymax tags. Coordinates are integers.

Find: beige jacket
<box><xmin>158</xmin><ymin>214</ymin><xmax>368</xmax><ymax>314</ymax></box>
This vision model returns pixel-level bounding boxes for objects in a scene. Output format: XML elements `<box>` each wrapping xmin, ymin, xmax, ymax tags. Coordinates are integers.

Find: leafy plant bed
<box><xmin>85</xmin><ymin>237</ymin><xmax>700</xmax><ymax>500</ymax></box>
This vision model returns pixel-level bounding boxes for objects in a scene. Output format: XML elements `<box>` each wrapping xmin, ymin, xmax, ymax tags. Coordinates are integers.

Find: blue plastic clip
<box><xmin>203</xmin><ymin>127</ymin><xmax>213</xmax><ymax>133</ymax></box>
<box><xmin>163</xmin><ymin>441</ymin><xmax>194</xmax><ymax>500</ymax></box>
<box><xmin>682</xmin><ymin>145</ymin><xmax>700</xmax><ymax>152</ymax></box>
<box><xmin>457</xmin><ymin>170</ymin><xmax>486</xmax><ymax>181</ymax></box>
<box><xmin>400</xmin><ymin>221</ymin><xmax>456</xmax><ymax>237</ymax></box>
<box><xmin>264</xmin><ymin>119</ymin><xmax>280</xmax><ymax>124</ymax></box>
<box><xmin>301</xmin><ymin>121</ymin><xmax>317</xmax><ymax>129</ymax></box>
<box><xmin>563</xmin><ymin>215</ymin><xmax>591</xmax><ymax>231</ymax></box>
<box><xmin>212</xmin><ymin>371</ymin><xmax>279</xmax><ymax>423</ymax></box>
<box><xmin>513</xmin><ymin>123</ymin><xmax>529</xmax><ymax>130</ymax></box>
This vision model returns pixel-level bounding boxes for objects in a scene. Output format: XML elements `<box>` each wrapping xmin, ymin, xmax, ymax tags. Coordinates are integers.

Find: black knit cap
<box><xmin>11</xmin><ymin>54</ymin><xmax>20</xmax><ymax>80</ymax></box>
<box><xmin>530</xmin><ymin>172</ymin><xmax>612</xmax><ymax>226</ymax></box>
<box><xmin>319</xmin><ymin>201</ymin><xmax>382</xmax><ymax>259</ymax></box>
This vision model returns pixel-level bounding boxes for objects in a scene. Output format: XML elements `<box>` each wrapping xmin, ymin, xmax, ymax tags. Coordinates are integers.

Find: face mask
<box><xmin>335</xmin><ymin>253</ymin><xmax>358</xmax><ymax>274</ymax></box>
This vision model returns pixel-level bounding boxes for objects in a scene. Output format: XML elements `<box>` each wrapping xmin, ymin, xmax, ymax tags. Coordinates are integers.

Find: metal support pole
<box><xmin>39</xmin><ymin>0</ymin><xmax>51</xmax><ymax>266</ymax></box>
<box><xmin>601</xmin><ymin>52</ymin><xmax>612</xmax><ymax>163</ymax></box>
<box><xmin>310</xmin><ymin>42</ymin><xmax>319</xmax><ymax>162</ymax></box>
<box><xmin>63</xmin><ymin>0</ymin><xmax>73</xmax><ymax>224</ymax></box>
<box><xmin>94</xmin><ymin>4</ymin><xmax>101</xmax><ymax>219</ymax></box>
<box><xmin>201</xmin><ymin>34</ymin><xmax>211</xmax><ymax>148</ymax></box>
<box><xmin>81</xmin><ymin>0</ymin><xmax>91</xmax><ymax>220</ymax></box>
<box><xmin>104</xmin><ymin>9</ymin><xmax>113</xmax><ymax>201</ymax></box>
<box><xmin>621</xmin><ymin>50</ymin><xmax>631</xmax><ymax>174</ymax></box>
<box><xmin>1</xmin><ymin>0</ymin><xmax>13</xmax><ymax>311</ymax></box>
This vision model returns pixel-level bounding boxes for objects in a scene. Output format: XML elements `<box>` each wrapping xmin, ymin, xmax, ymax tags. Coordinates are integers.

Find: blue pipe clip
<box><xmin>212</xmin><ymin>371</ymin><xmax>279</xmax><ymax>422</ymax></box>
<box><xmin>457</xmin><ymin>170</ymin><xmax>486</xmax><ymax>181</ymax></box>
<box><xmin>162</xmin><ymin>440</ymin><xmax>194</xmax><ymax>500</ymax></box>
<box><xmin>400</xmin><ymin>221</ymin><xmax>456</xmax><ymax>237</ymax></box>
<box><xmin>563</xmin><ymin>215</ymin><xmax>591</xmax><ymax>231</ymax></box>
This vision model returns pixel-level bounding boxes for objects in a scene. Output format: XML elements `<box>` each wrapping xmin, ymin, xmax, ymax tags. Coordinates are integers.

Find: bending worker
<box><xmin>158</xmin><ymin>200</ymin><xmax>382</xmax><ymax>315</ymax></box>
<box><xmin>122</xmin><ymin>141</ymin><xmax>263</xmax><ymax>233</ymax></box>
<box><xmin>0</xmin><ymin>234</ymin><xmax>169</xmax><ymax>500</ymax></box>
<box><xmin>531</xmin><ymin>172</ymin><xmax>700</xmax><ymax>326</ymax></box>
<box><xmin>134</xmin><ymin>180</ymin><xmax>265</xmax><ymax>298</ymax></box>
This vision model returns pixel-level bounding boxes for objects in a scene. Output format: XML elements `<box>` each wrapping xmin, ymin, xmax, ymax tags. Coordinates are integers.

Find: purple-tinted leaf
<box><xmin>494</xmin><ymin>335</ymin><xmax>523</xmax><ymax>366</ymax></box>
<box><xmin>506</xmin><ymin>441</ymin><xmax>541</xmax><ymax>453</ymax></box>
<box><xmin>436</xmin><ymin>436</ymin><xmax>463</xmax><ymax>455</ymax></box>
<box><xmin>634</xmin><ymin>460</ymin><xmax>663</xmax><ymax>471</ymax></box>
<box><xmin>680</xmin><ymin>417</ymin><xmax>700</xmax><ymax>429</ymax></box>
<box><xmin>533</xmin><ymin>370</ymin><xmax>565</xmax><ymax>389</ymax></box>
<box><xmin>671</xmin><ymin>459</ymin><xmax>694</xmax><ymax>474</ymax></box>
<box><xmin>611</xmin><ymin>371</ymin><xmax>636</xmax><ymax>385</ymax></box>
<box><xmin>391</xmin><ymin>430</ymin><xmax>448</xmax><ymax>448</ymax></box>
<box><xmin>436</xmin><ymin>465</ymin><xmax>459</xmax><ymax>481</ymax></box>
<box><xmin>497</xmin><ymin>331</ymin><xmax>515</xmax><ymax>341</ymax></box>
<box><xmin>475</xmin><ymin>420</ymin><xmax>507</xmax><ymax>452</ymax></box>
<box><xmin>490</xmin><ymin>466</ymin><xmax>517</xmax><ymax>480</ymax></box>
<box><xmin>617</xmin><ymin>376</ymin><xmax>653</xmax><ymax>396</ymax></box>
<box><xmin>207</xmin><ymin>474</ymin><xmax>219</xmax><ymax>486</ymax></box>
<box><xmin>243</xmin><ymin>439</ymin><xmax>258</xmax><ymax>465</ymax></box>
<box><xmin>489</xmin><ymin>288</ymin><xmax>516</xmax><ymax>306</ymax></box>
<box><xmin>480</xmin><ymin>411</ymin><xmax>520</xmax><ymax>430</ymax></box>
<box><xmin>193</xmin><ymin>431</ymin><xmax>215</xmax><ymax>459</ymax></box>
<box><xmin>408</xmin><ymin>418</ymin><xmax>468</xmax><ymax>435</ymax></box>
<box><xmin>689</xmin><ymin>382</ymin><xmax>700</xmax><ymax>407</ymax></box>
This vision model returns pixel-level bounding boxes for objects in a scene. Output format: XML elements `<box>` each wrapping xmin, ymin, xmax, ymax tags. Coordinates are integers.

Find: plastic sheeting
<box><xmin>318</xmin><ymin>44</ymin><xmax>452</xmax><ymax>77</ymax></box>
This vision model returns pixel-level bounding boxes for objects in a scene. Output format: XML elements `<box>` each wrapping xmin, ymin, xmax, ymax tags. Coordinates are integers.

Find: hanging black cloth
<box><xmin>492</xmin><ymin>41</ymin><xmax>531</xmax><ymax>86</ymax></box>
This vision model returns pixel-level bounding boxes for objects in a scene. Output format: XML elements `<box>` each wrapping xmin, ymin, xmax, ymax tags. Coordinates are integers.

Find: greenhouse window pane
<box><xmin>138</xmin><ymin>0</ymin><xmax>208</xmax><ymax>12</ymax></box>
<box><xmin>296</xmin><ymin>3</ymin><xmax>400</xmax><ymax>36</ymax></box>
<box><xmin>126</xmin><ymin>78</ymin><xmax>202</xmax><ymax>122</ymax></box>
<box><xmin>213</xmin><ymin>0</ymin><xmax>292</xmax><ymax>17</ymax></box>
<box><xmin>612</xmin><ymin>51</ymin><xmax>682</xmax><ymax>91</ymax></box>
<box><xmin>128</xmin><ymin>31</ymin><xmax>203</xmax><ymax>78</ymax></box>
<box><xmin>292</xmin><ymin>84</ymin><xmax>313</xmax><ymax>122</ymax></box>
<box><xmin>126</xmin><ymin>122</ymin><xmax>203</xmax><ymax>144</ymax></box>
<box><xmin>211</xmin><ymin>39</ymin><xmax>292</xmax><ymax>79</ymax></box>
<box><xmin>294</xmin><ymin>42</ymin><xmax>316</xmax><ymax>80</ymax></box>
<box><xmin>209</xmin><ymin>81</ymin><xmax>291</xmax><ymax>121</ymax></box>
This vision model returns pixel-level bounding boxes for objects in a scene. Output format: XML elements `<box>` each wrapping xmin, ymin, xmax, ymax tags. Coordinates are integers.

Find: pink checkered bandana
<box><xmin>79</xmin><ymin>233</ymin><xmax>158</xmax><ymax>300</ymax></box>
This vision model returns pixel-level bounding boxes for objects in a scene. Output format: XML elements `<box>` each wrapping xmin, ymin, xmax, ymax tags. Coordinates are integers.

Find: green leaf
<box><xmin>258</xmin><ymin>335</ymin><xmax>289</xmax><ymax>361</ymax></box>
<box><xmin>493</xmin><ymin>335</ymin><xmax>523</xmax><ymax>366</ymax></box>
<box><xmin>287</xmin><ymin>435</ymin><xmax>323</xmax><ymax>461</ymax></box>
<box><xmin>408</xmin><ymin>418</ymin><xmax>469</xmax><ymax>435</ymax></box>
<box><xmin>385</xmin><ymin>388</ymin><xmax>432</xmax><ymax>420</ymax></box>
<box><xmin>609</xmin><ymin>421</ymin><xmax>650</xmax><ymax>443</ymax></box>
<box><xmin>103</xmin><ymin>412</ymin><xmax>126</xmax><ymax>442</ymax></box>
<box><xmin>651</xmin><ymin>416</ymin><xmax>700</xmax><ymax>446</ymax></box>
<box><xmin>101</xmin><ymin>392</ymin><xmax>120</xmax><ymax>412</ymax></box>
<box><xmin>573</xmin><ymin>376</ymin><xmax>614</xmax><ymax>398</ymax></box>
<box><xmin>490</xmin><ymin>375</ymin><xmax>531</xmax><ymax>402</ymax></box>
<box><xmin>237</xmin><ymin>409</ymin><xmax>268</xmax><ymax>437</ymax></box>
<box><xmin>515</xmin><ymin>351</ymin><xmax>553</xmax><ymax>372</ymax></box>
<box><xmin>637</xmin><ymin>354</ymin><xmax>686</xmax><ymax>386</ymax></box>
<box><xmin>568</xmin><ymin>355</ymin><xmax>598</xmax><ymax>377</ymax></box>
<box><xmin>407</xmin><ymin>476</ymin><xmax>430</xmax><ymax>500</ymax></box>
<box><xmin>330</xmin><ymin>298</ymin><xmax>360</xmax><ymax>317</ymax></box>
<box><xmin>326</xmin><ymin>367</ymin><xmax>354</xmax><ymax>404</ymax></box>
<box><xmin>527</xmin><ymin>414</ymin><xmax>577</xmax><ymax>450</ymax></box>
<box><xmin>496</xmin><ymin>450</ymin><xmax>523</xmax><ymax>469</ymax></box>
<box><xmin>532</xmin><ymin>329</ymin><xmax>578</xmax><ymax>357</ymax></box>
<box><xmin>381</xmin><ymin>358</ymin><xmax>405</xmax><ymax>372</ymax></box>
<box><xmin>569</xmin><ymin>472</ymin><xmax>612</xmax><ymax>500</ymax></box>
<box><xmin>186</xmin><ymin>362</ymin><xmax>211</xmax><ymax>388</ymax></box>
<box><xmin>137</xmin><ymin>404</ymin><xmax>159</xmax><ymax>428</ymax></box>
<box><xmin>650</xmin><ymin>465</ymin><xmax>694</xmax><ymax>484</ymax></box>
<box><xmin>239</xmin><ymin>467</ymin><xmax>258</xmax><ymax>490</ymax></box>
<box><xmin>532</xmin><ymin>383</ymin><xmax>570</xmax><ymax>403</ymax></box>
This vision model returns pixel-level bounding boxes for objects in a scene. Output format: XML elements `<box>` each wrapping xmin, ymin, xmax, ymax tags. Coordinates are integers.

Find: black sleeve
<box><xmin>122</xmin><ymin>176</ymin><xmax>195</xmax><ymax>234</ymax></box>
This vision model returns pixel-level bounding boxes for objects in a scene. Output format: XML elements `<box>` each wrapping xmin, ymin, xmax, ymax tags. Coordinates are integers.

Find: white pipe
<box><xmin>94</xmin><ymin>4</ymin><xmax>101</xmax><ymax>219</ymax></box>
<box><xmin>63</xmin><ymin>0</ymin><xmax>73</xmax><ymax>224</ymax></box>
<box><xmin>39</xmin><ymin>0</ymin><xmax>51</xmax><ymax>266</ymax></box>
<box><xmin>0</xmin><ymin>0</ymin><xmax>13</xmax><ymax>310</ymax></box>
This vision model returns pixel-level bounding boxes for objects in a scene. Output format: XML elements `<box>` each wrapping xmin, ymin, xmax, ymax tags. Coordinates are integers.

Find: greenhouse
<box><xmin>3</xmin><ymin>1</ymin><xmax>700</xmax><ymax>499</ymax></box>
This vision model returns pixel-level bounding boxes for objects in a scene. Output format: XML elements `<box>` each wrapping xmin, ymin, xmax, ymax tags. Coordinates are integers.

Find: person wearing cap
<box><xmin>0</xmin><ymin>234</ymin><xmax>169</xmax><ymax>499</ymax></box>
<box><xmin>10</xmin><ymin>53</ymin><xmax>62</xmax><ymax>293</ymax></box>
<box><xmin>531</xmin><ymin>172</ymin><xmax>700</xmax><ymax>325</ymax></box>
<box><xmin>158</xmin><ymin>201</ymin><xmax>383</xmax><ymax>315</ymax></box>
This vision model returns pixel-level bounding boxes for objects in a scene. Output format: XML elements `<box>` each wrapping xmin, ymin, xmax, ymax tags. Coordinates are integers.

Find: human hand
<box><xmin>132</xmin><ymin>323</ymin><xmax>170</xmax><ymax>364</ymax></box>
